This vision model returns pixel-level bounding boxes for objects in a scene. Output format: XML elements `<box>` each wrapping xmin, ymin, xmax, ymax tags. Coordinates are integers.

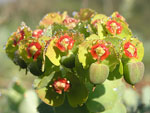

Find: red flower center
<box><xmin>56</xmin><ymin>35</ymin><xmax>75</xmax><ymax>52</ymax></box>
<box><xmin>32</xmin><ymin>29</ymin><xmax>43</xmax><ymax>38</ymax></box>
<box><xmin>13</xmin><ymin>30</ymin><xmax>25</xmax><ymax>46</ymax></box>
<box><xmin>91</xmin><ymin>43</ymin><xmax>110</xmax><ymax>61</ymax></box>
<box><xmin>53</xmin><ymin>78</ymin><xmax>70</xmax><ymax>94</ymax></box>
<box><xmin>106</xmin><ymin>20</ymin><xmax>122</xmax><ymax>35</ymax></box>
<box><xmin>124</xmin><ymin>42</ymin><xmax>137</xmax><ymax>58</ymax></box>
<box><xmin>27</xmin><ymin>42</ymin><xmax>42</xmax><ymax>60</ymax></box>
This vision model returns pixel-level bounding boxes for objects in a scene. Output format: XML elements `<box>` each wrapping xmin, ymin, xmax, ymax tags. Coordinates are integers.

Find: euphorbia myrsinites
<box><xmin>5</xmin><ymin>9</ymin><xmax>145</xmax><ymax>112</ymax></box>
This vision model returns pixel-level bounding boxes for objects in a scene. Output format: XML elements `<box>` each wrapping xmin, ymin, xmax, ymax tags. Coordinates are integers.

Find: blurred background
<box><xmin>0</xmin><ymin>0</ymin><xmax>150</xmax><ymax>113</ymax></box>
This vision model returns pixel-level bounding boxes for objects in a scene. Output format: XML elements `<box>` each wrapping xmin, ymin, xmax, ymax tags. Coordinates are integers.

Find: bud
<box><xmin>123</xmin><ymin>62</ymin><xmax>144</xmax><ymax>85</ymax></box>
<box><xmin>13</xmin><ymin>52</ymin><xmax>27</xmax><ymax>69</ymax></box>
<box><xmin>60</xmin><ymin>54</ymin><xmax>75</xmax><ymax>68</ymax></box>
<box><xmin>89</xmin><ymin>63</ymin><xmax>109</xmax><ymax>85</ymax></box>
<box><xmin>28</xmin><ymin>59</ymin><xmax>43</xmax><ymax>76</ymax></box>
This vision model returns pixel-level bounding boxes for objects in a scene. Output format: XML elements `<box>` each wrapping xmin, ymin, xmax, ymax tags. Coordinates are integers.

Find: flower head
<box><xmin>124</xmin><ymin>42</ymin><xmax>137</xmax><ymax>58</ymax></box>
<box><xmin>106</xmin><ymin>20</ymin><xmax>122</xmax><ymax>35</ymax></box>
<box><xmin>27</xmin><ymin>42</ymin><xmax>42</xmax><ymax>60</ymax></box>
<box><xmin>91</xmin><ymin>43</ymin><xmax>110</xmax><ymax>61</ymax></box>
<box><xmin>53</xmin><ymin>78</ymin><xmax>70</xmax><ymax>94</ymax></box>
<box><xmin>56</xmin><ymin>35</ymin><xmax>75</xmax><ymax>52</ymax></box>
<box><xmin>32</xmin><ymin>29</ymin><xmax>43</xmax><ymax>38</ymax></box>
<box><xmin>63</xmin><ymin>17</ymin><xmax>79</xmax><ymax>29</ymax></box>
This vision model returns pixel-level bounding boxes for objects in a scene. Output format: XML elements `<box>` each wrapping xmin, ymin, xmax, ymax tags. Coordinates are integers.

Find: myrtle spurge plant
<box><xmin>5</xmin><ymin>9</ymin><xmax>145</xmax><ymax>113</ymax></box>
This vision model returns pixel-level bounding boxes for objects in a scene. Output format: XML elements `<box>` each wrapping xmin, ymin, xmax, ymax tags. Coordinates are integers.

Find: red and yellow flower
<box><xmin>124</xmin><ymin>42</ymin><xmax>137</xmax><ymax>58</ymax></box>
<box><xmin>106</xmin><ymin>20</ymin><xmax>122</xmax><ymax>35</ymax></box>
<box><xmin>32</xmin><ymin>29</ymin><xmax>43</xmax><ymax>38</ymax></box>
<box><xmin>91</xmin><ymin>43</ymin><xmax>110</xmax><ymax>61</ymax></box>
<box><xmin>27</xmin><ymin>42</ymin><xmax>42</xmax><ymax>60</ymax></box>
<box><xmin>56</xmin><ymin>35</ymin><xmax>75</xmax><ymax>52</ymax></box>
<box><xmin>53</xmin><ymin>78</ymin><xmax>70</xmax><ymax>94</ymax></box>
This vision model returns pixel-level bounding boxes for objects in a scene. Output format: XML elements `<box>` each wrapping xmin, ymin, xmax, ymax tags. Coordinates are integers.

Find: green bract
<box><xmin>5</xmin><ymin>8</ymin><xmax>145</xmax><ymax>113</ymax></box>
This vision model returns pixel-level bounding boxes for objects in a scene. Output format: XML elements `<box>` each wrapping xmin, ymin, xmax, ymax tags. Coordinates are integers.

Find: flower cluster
<box><xmin>5</xmin><ymin>9</ymin><xmax>144</xmax><ymax>111</ymax></box>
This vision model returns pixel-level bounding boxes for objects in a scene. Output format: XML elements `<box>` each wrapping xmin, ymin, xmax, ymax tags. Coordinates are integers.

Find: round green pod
<box><xmin>28</xmin><ymin>59</ymin><xmax>43</xmax><ymax>76</ymax></box>
<box><xmin>13</xmin><ymin>52</ymin><xmax>27</xmax><ymax>69</ymax></box>
<box><xmin>60</xmin><ymin>54</ymin><xmax>75</xmax><ymax>68</ymax></box>
<box><xmin>123</xmin><ymin>62</ymin><xmax>144</xmax><ymax>85</ymax></box>
<box><xmin>89</xmin><ymin>63</ymin><xmax>109</xmax><ymax>85</ymax></box>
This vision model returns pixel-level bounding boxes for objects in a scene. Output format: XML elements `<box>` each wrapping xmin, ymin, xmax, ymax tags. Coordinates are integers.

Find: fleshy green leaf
<box><xmin>36</xmin><ymin>71</ymin><xmax>65</xmax><ymax>107</ymax></box>
<box><xmin>37</xmin><ymin>102</ymin><xmax>54</xmax><ymax>113</ymax></box>
<box><xmin>55</xmin><ymin>99</ymin><xmax>89</xmax><ymax>113</ymax></box>
<box><xmin>36</xmin><ymin>87</ymin><xmax>65</xmax><ymax>107</ymax></box>
<box><xmin>101</xmin><ymin>100</ymin><xmax>126</xmax><ymax>113</ymax></box>
<box><xmin>33</xmin><ymin>77</ymin><xmax>42</xmax><ymax>89</ymax></box>
<box><xmin>97</xmin><ymin>23</ymin><xmax>104</xmax><ymax>39</ymax></box>
<box><xmin>46</xmin><ymin>39</ymin><xmax>61</xmax><ymax>66</ymax></box>
<box><xmin>37</xmin><ymin>72</ymin><xmax>55</xmax><ymax>89</ymax></box>
<box><xmin>37</xmin><ymin>100</ymin><xmax>90</xmax><ymax>113</ymax></box>
<box><xmin>66</xmin><ymin>73</ymin><xmax>88</xmax><ymax>107</ymax></box>
<box><xmin>75</xmin><ymin>56</ymin><xmax>89</xmax><ymax>82</ymax></box>
<box><xmin>86</xmin><ymin>80</ymin><xmax>121</xmax><ymax>112</ymax></box>
<box><xmin>78</xmin><ymin>41</ymin><xmax>89</xmax><ymax>68</ymax></box>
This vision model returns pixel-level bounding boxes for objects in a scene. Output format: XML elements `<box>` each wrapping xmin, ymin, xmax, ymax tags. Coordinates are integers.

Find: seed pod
<box><xmin>13</xmin><ymin>52</ymin><xmax>27</xmax><ymax>69</ymax></box>
<box><xmin>123</xmin><ymin>62</ymin><xmax>144</xmax><ymax>85</ymax></box>
<box><xmin>60</xmin><ymin>54</ymin><xmax>75</xmax><ymax>68</ymax></box>
<box><xmin>28</xmin><ymin>59</ymin><xmax>43</xmax><ymax>76</ymax></box>
<box><xmin>89</xmin><ymin>63</ymin><xmax>109</xmax><ymax>85</ymax></box>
